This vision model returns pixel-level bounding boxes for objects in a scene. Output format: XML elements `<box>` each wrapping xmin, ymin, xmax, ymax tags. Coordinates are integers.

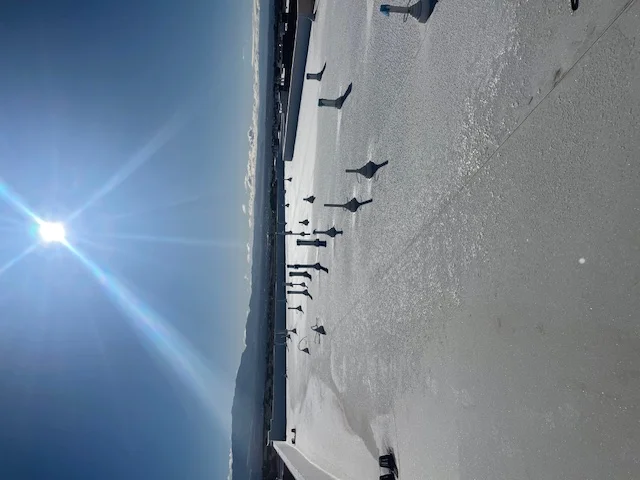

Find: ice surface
<box><xmin>284</xmin><ymin>0</ymin><xmax>640</xmax><ymax>478</ymax></box>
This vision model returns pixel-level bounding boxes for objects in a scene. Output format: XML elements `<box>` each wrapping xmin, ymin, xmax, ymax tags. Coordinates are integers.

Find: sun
<box><xmin>39</xmin><ymin>221</ymin><xmax>67</xmax><ymax>244</ymax></box>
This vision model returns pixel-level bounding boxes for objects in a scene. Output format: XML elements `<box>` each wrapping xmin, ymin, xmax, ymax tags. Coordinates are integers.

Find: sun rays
<box><xmin>66</xmin><ymin>108</ymin><xmax>189</xmax><ymax>223</ymax></box>
<box><xmin>89</xmin><ymin>232</ymin><xmax>242</xmax><ymax>249</ymax></box>
<box><xmin>0</xmin><ymin>244</ymin><xmax>38</xmax><ymax>278</ymax></box>
<box><xmin>0</xmin><ymin>116</ymin><xmax>234</xmax><ymax>431</ymax></box>
<box><xmin>65</xmin><ymin>243</ymin><xmax>231</xmax><ymax>430</ymax></box>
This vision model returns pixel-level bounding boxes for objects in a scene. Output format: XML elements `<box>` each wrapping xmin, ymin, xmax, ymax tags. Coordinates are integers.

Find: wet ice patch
<box><xmin>364</xmin><ymin>0</ymin><xmax>375</xmax><ymax>56</ymax></box>
<box><xmin>367</xmin><ymin>139</ymin><xmax>375</xmax><ymax>162</ymax></box>
<box><xmin>330</xmin><ymin>349</ymin><xmax>348</xmax><ymax>394</ymax></box>
<box><xmin>335</xmin><ymin>110</ymin><xmax>343</xmax><ymax>149</ymax></box>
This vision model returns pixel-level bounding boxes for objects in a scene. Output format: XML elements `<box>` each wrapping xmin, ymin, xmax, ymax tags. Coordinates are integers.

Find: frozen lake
<box><xmin>283</xmin><ymin>0</ymin><xmax>640</xmax><ymax>478</ymax></box>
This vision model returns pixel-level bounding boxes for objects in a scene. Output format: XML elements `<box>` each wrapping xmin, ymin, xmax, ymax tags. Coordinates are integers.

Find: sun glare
<box><xmin>39</xmin><ymin>221</ymin><xmax>66</xmax><ymax>243</ymax></box>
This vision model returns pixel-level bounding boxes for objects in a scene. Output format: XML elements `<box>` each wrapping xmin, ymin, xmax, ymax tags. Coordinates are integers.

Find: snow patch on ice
<box><xmin>295</xmin><ymin>377</ymin><xmax>379</xmax><ymax>480</ymax></box>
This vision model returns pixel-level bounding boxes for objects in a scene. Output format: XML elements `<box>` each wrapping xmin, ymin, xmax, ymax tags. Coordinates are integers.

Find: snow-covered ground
<box><xmin>284</xmin><ymin>0</ymin><xmax>640</xmax><ymax>478</ymax></box>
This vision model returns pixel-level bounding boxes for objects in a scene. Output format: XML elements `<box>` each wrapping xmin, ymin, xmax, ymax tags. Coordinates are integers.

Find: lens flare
<box><xmin>66</xmin><ymin>243</ymin><xmax>230</xmax><ymax>430</ymax></box>
<box><xmin>0</xmin><ymin>179</ymin><xmax>42</xmax><ymax>223</ymax></box>
<box><xmin>0</xmin><ymin>176</ymin><xmax>230</xmax><ymax>431</ymax></box>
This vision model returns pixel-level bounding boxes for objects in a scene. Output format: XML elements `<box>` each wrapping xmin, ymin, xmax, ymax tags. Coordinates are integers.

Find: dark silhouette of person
<box><xmin>303</xmin><ymin>195</ymin><xmax>316</xmax><ymax>204</ymax></box>
<box><xmin>318</xmin><ymin>83</ymin><xmax>353</xmax><ymax>109</ymax></box>
<box><xmin>346</xmin><ymin>160</ymin><xmax>389</xmax><ymax>179</ymax></box>
<box><xmin>297</xmin><ymin>239</ymin><xmax>326</xmax><ymax>247</ymax></box>
<box><xmin>324</xmin><ymin>197</ymin><xmax>372</xmax><ymax>213</ymax></box>
<box><xmin>380</xmin><ymin>0</ymin><xmax>437</xmax><ymax>23</ymax></box>
<box><xmin>311</xmin><ymin>325</ymin><xmax>326</xmax><ymax>335</ymax></box>
<box><xmin>299</xmin><ymin>219</ymin><xmax>309</xmax><ymax>226</ymax></box>
<box><xmin>288</xmin><ymin>306</ymin><xmax>304</xmax><ymax>313</ymax></box>
<box><xmin>287</xmin><ymin>289</ymin><xmax>313</xmax><ymax>299</ymax></box>
<box><xmin>313</xmin><ymin>227</ymin><xmax>343</xmax><ymax>237</ymax></box>
<box><xmin>285</xmin><ymin>203</ymin><xmax>290</xmax><ymax>208</ymax></box>
<box><xmin>287</xmin><ymin>262</ymin><xmax>329</xmax><ymax>273</ymax></box>
<box><xmin>306</xmin><ymin>63</ymin><xmax>326</xmax><ymax>81</ymax></box>
<box><xmin>310</xmin><ymin>263</ymin><xmax>329</xmax><ymax>273</ymax></box>
<box><xmin>298</xmin><ymin>337</ymin><xmax>311</xmax><ymax>354</ymax></box>
<box><xmin>311</xmin><ymin>318</ymin><xmax>326</xmax><ymax>344</ymax></box>
<box><xmin>285</xmin><ymin>177</ymin><xmax>293</xmax><ymax>182</ymax></box>
<box><xmin>289</xmin><ymin>271</ymin><xmax>312</xmax><ymax>280</ymax></box>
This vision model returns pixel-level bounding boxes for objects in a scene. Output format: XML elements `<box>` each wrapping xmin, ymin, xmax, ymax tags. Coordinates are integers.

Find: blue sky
<box><xmin>0</xmin><ymin>1</ymin><xmax>253</xmax><ymax>478</ymax></box>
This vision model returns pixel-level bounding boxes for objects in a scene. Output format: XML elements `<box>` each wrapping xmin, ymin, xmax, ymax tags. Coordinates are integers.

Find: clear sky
<box><xmin>0</xmin><ymin>1</ymin><xmax>253</xmax><ymax>478</ymax></box>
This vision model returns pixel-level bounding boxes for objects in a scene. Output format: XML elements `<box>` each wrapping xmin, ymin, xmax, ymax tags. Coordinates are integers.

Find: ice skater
<box><xmin>380</xmin><ymin>0</ymin><xmax>438</xmax><ymax>23</ymax></box>
<box><xmin>313</xmin><ymin>227</ymin><xmax>343</xmax><ymax>238</ymax></box>
<box><xmin>288</xmin><ymin>289</ymin><xmax>313</xmax><ymax>300</ymax></box>
<box><xmin>306</xmin><ymin>63</ymin><xmax>326</xmax><ymax>81</ymax></box>
<box><xmin>297</xmin><ymin>239</ymin><xmax>326</xmax><ymax>248</ymax></box>
<box><xmin>297</xmin><ymin>336</ymin><xmax>311</xmax><ymax>355</ymax></box>
<box><xmin>345</xmin><ymin>160</ymin><xmax>389</xmax><ymax>180</ymax></box>
<box><xmin>287</xmin><ymin>262</ymin><xmax>329</xmax><ymax>273</ymax></box>
<box><xmin>324</xmin><ymin>197</ymin><xmax>372</xmax><ymax>213</ymax></box>
<box><xmin>318</xmin><ymin>83</ymin><xmax>353</xmax><ymax>109</ymax></box>
<box><xmin>303</xmin><ymin>195</ymin><xmax>316</xmax><ymax>204</ymax></box>
<box><xmin>311</xmin><ymin>318</ymin><xmax>326</xmax><ymax>344</ymax></box>
<box><xmin>289</xmin><ymin>271</ymin><xmax>312</xmax><ymax>280</ymax></box>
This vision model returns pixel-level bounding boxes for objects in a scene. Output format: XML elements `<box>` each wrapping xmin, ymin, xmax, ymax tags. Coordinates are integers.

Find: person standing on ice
<box><xmin>306</xmin><ymin>63</ymin><xmax>326</xmax><ymax>81</ymax></box>
<box><xmin>318</xmin><ymin>83</ymin><xmax>353</xmax><ymax>109</ymax></box>
<box><xmin>380</xmin><ymin>0</ymin><xmax>438</xmax><ymax>23</ymax></box>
